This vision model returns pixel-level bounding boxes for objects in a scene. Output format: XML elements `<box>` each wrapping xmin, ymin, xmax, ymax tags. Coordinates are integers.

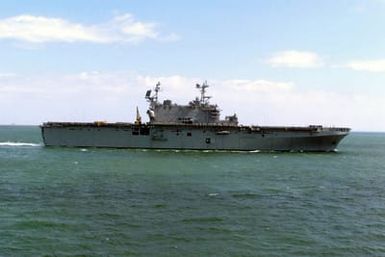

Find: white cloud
<box><xmin>113</xmin><ymin>14</ymin><xmax>158</xmax><ymax>41</ymax></box>
<box><xmin>267</xmin><ymin>50</ymin><xmax>323</xmax><ymax>68</ymax></box>
<box><xmin>0</xmin><ymin>15</ymin><xmax>104</xmax><ymax>43</ymax></box>
<box><xmin>221</xmin><ymin>79</ymin><xmax>293</xmax><ymax>92</ymax></box>
<box><xmin>0</xmin><ymin>73</ymin><xmax>16</xmax><ymax>78</ymax></box>
<box><xmin>1</xmin><ymin>71</ymin><xmax>384</xmax><ymax>131</ymax></box>
<box><xmin>343</xmin><ymin>59</ymin><xmax>385</xmax><ymax>72</ymax></box>
<box><xmin>350</xmin><ymin>0</ymin><xmax>385</xmax><ymax>13</ymax></box>
<box><xmin>0</xmin><ymin>14</ymin><xmax>178</xmax><ymax>44</ymax></box>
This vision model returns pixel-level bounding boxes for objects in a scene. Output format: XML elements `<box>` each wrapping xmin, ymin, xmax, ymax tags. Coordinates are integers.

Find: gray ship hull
<box><xmin>41</xmin><ymin>122</ymin><xmax>350</xmax><ymax>152</ymax></box>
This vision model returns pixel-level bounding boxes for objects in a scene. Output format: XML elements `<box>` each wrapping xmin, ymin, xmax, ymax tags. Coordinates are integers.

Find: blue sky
<box><xmin>0</xmin><ymin>0</ymin><xmax>385</xmax><ymax>131</ymax></box>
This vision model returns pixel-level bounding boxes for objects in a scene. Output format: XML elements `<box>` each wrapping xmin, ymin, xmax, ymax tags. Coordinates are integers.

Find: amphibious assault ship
<box><xmin>41</xmin><ymin>82</ymin><xmax>350</xmax><ymax>151</ymax></box>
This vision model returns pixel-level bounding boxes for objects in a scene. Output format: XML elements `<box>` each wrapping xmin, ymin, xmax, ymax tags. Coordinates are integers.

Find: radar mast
<box><xmin>145</xmin><ymin>82</ymin><xmax>161</xmax><ymax>105</ymax></box>
<box><xmin>196</xmin><ymin>81</ymin><xmax>211</xmax><ymax>105</ymax></box>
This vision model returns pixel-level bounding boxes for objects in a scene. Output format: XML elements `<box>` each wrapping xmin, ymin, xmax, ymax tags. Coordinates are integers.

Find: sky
<box><xmin>1</xmin><ymin>0</ymin><xmax>385</xmax><ymax>131</ymax></box>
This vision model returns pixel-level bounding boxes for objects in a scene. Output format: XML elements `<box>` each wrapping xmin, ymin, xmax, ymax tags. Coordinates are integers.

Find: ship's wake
<box><xmin>0</xmin><ymin>142</ymin><xmax>42</xmax><ymax>147</ymax></box>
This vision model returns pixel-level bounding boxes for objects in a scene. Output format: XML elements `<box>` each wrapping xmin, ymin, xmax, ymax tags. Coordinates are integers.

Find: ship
<box><xmin>41</xmin><ymin>81</ymin><xmax>350</xmax><ymax>152</ymax></box>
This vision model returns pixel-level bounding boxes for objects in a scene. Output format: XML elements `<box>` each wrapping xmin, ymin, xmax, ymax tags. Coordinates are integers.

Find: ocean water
<box><xmin>1</xmin><ymin>126</ymin><xmax>385</xmax><ymax>257</ymax></box>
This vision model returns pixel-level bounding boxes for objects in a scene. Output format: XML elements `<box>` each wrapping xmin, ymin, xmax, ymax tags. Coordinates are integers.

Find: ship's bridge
<box><xmin>144</xmin><ymin>81</ymin><xmax>238</xmax><ymax>125</ymax></box>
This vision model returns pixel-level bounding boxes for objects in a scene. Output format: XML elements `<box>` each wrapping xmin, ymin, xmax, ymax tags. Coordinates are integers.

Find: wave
<box><xmin>0</xmin><ymin>142</ymin><xmax>41</xmax><ymax>147</ymax></box>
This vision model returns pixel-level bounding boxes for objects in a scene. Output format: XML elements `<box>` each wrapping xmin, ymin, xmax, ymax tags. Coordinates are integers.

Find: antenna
<box><xmin>154</xmin><ymin>81</ymin><xmax>160</xmax><ymax>103</ymax></box>
<box><xmin>145</xmin><ymin>82</ymin><xmax>161</xmax><ymax>104</ymax></box>
<box><xmin>196</xmin><ymin>80</ymin><xmax>211</xmax><ymax>105</ymax></box>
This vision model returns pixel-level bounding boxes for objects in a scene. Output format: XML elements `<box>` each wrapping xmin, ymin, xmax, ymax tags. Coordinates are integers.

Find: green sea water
<box><xmin>1</xmin><ymin>126</ymin><xmax>385</xmax><ymax>257</ymax></box>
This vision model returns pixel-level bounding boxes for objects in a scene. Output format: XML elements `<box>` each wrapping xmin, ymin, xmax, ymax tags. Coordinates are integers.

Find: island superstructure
<box><xmin>41</xmin><ymin>81</ymin><xmax>350</xmax><ymax>151</ymax></box>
